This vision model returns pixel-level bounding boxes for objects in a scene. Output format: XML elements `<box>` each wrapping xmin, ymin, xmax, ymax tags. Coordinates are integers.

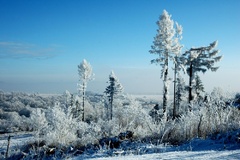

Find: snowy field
<box><xmin>1</xmin><ymin>131</ymin><xmax>240</xmax><ymax>159</ymax></box>
<box><xmin>0</xmin><ymin>129</ymin><xmax>240</xmax><ymax>160</ymax></box>
<box><xmin>71</xmin><ymin>130</ymin><xmax>240</xmax><ymax>160</ymax></box>
<box><xmin>86</xmin><ymin>150</ymin><xmax>240</xmax><ymax>160</ymax></box>
<box><xmin>0</xmin><ymin>132</ymin><xmax>34</xmax><ymax>154</ymax></box>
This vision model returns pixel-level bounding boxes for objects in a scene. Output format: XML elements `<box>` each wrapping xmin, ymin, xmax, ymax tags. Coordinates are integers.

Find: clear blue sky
<box><xmin>0</xmin><ymin>0</ymin><xmax>239</xmax><ymax>94</ymax></box>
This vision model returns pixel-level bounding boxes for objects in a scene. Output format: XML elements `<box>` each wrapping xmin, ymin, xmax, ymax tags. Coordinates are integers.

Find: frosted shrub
<box><xmin>95</xmin><ymin>118</ymin><xmax>121</xmax><ymax>138</ymax></box>
<box><xmin>172</xmin><ymin>89</ymin><xmax>240</xmax><ymax>142</ymax></box>
<box><xmin>113</xmin><ymin>97</ymin><xmax>151</xmax><ymax>137</ymax></box>
<box><xmin>30</xmin><ymin>100</ymin><xmax>104</xmax><ymax>147</ymax></box>
<box><xmin>8</xmin><ymin>111</ymin><xmax>32</xmax><ymax>132</ymax></box>
<box><xmin>206</xmin><ymin>89</ymin><xmax>235</xmax><ymax>129</ymax></box>
<box><xmin>176</xmin><ymin>111</ymin><xmax>201</xmax><ymax>141</ymax></box>
<box><xmin>199</xmin><ymin>95</ymin><xmax>240</xmax><ymax>137</ymax></box>
<box><xmin>92</xmin><ymin>96</ymin><xmax>152</xmax><ymax>138</ymax></box>
<box><xmin>44</xmin><ymin>103</ymin><xmax>78</xmax><ymax>146</ymax></box>
<box><xmin>129</xmin><ymin>112</ymin><xmax>152</xmax><ymax>138</ymax></box>
<box><xmin>164</xmin><ymin>88</ymin><xmax>240</xmax><ymax>144</ymax></box>
<box><xmin>30</xmin><ymin>108</ymin><xmax>48</xmax><ymax>135</ymax></box>
<box><xmin>84</xmin><ymin>100</ymin><xmax>98</xmax><ymax>123</ymax></box>
<box><xmin>94</xmin><ymin>100</ymin><xmax>107</xmax><ymax>121</ymax></box>
<box><xmin>95</xmin><ymin>118</ymin><xmax>112</xmax><ymax>137</ymax></box>
<box><xmin>76</xmin><ymin>121</ymin><xmax>102</xmax><ymax>146</ymax></box>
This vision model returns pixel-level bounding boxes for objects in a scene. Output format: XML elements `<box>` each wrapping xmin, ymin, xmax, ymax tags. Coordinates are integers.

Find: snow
<box><xmin>71</xmin><ymin>129</ymin><xmax>240</xmax><ymax>160</ymax></box>
<box><xmin>0</xmin><ymin>91</ymin><xmax>239</xmax><ymax>159</ymax></box>
<box><xmin>1</xmin><ymin>125</ymin><xmax>240</xmax><ymax>160</ymax></box>
<box><xmin>0</xmin><ymin>132</ymin><xmax>34</xmax><ymax>153</ymax></box>
<box><xmin>86</xmin><ymin>150</ymin><xmax>240</xmax><ymax>160</ymax></box>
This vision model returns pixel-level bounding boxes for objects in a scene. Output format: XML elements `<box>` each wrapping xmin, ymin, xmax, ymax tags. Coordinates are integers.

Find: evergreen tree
<box><xmin>104</xmin><ymin>71</ymin><xmax>123</xmax><ymax>120</ymax></box>
<box><xmin>182</xmin><ymin>41</ymin><xmax>222</xmax><ymax>104</ymax></box>
<box><xmin>77</xmin><ymin>59</ymin><xmax>94</xmax><ymax>121</ymax></box>
<box><xmin>149</xmin><ymin>10</ymin><xmax>176</xmax><ymax>114</ymax></box>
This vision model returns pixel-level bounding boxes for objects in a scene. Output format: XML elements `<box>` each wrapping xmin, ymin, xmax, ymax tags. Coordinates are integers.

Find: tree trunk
<box><xmin>82</xmin><ymin>82</ymin><xmax>85</xmax><ymax>121</ymax></box>
<box><xmin>198</xmin><ymin>115</ymin><xmax>203</xmax><ymax>137</ymax></box>
<box><xmin>163</xmin><ymin>58</ymin><xmax>168</xmax><ymax>114</ymax></box>
<box><xmin>5</xmin><ymin>136</ymin><xmax>11</xmax><ymax>159</ymax></box>
<box><xmin>188</xmin><ymin>62</ymin><xmax>193</xmax><ymax>111</ymax></box>
<box><xmin>176</xmin><ymin>77</ymin><xmax>181</xmax><ymax>117</ymax></box>
<box><xmin>173</xmin><ymin>63</ymin><xmax>177</xmax><ymax>119</ymax></box>
<box><xmin>110</xmin><ymin>93</ymin><xmax>113</xmax><ymax>120</ymax></box>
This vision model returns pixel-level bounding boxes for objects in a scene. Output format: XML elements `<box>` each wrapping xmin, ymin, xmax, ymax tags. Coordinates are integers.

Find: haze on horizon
<box><xmin>0</xmin><ymin>0</ymin><xmax>239</xmax><ymax>95</ymax></box>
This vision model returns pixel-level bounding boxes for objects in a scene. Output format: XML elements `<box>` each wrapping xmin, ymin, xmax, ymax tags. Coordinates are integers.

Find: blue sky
<box><xmin>0</xmin><ymin>0</ymin><xmax>239</xmax><ymax>94</ymax></box>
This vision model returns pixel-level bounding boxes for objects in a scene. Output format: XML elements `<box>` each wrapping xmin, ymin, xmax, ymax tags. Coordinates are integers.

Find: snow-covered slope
<box><xmin>72</xmin><ymin>129</ymin><xmax>240</xmax><ymax>160</ymax></box>
<box><xmin>87</xmin><ymin>150</ymin><xmax>240</xmax><ymax>160</ymax></box>
<box><xmin>0</xmin><ymin>129</ymin><xmax>240</xmax><ymax>159</ymax></box>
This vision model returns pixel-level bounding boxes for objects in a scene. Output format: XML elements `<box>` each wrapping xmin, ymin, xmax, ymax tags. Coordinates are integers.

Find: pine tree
<box><xmin>77</xmin><ymin>59</ymin><xmax>94</xmax><ymax>121</ymax></box>
<box><xmin>182</xmin><ymin>41</ymin><xmax>222</xmax><ymax>104</ymax></box>
<box><xmin>104</xmin><ymin>71</ymin><xmax>123</xmax><ymax>120</ymax></box>
<box><xmin>149</xmin><ymin>10</ymin><xmax>175</xmax><ymax>114</ymax></box>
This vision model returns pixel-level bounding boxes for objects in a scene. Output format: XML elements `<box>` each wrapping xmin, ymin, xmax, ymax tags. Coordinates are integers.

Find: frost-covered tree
<box><xmin>172</xmin><ymin>22</ymin><xmax>184</xmax><ymax>119</ymax></box>
<box><xmin>104</xmin><ymin>71</ymin><xmax>123</xmax><ymax>120</ymax></box>
<box><xmin>194</xmin><ymin>74</ymin><xmax>205</xmax><ymax>99</ymax></box>
<box><xmin>175</xmin><ymin>75</ymin><xmax>186</xmax><ymax>116</ymax></box>
<box><xmin>45</xmin><ymin>102</ymin><xmax>78</xmax><ymax>146</ymax></box>
<box><xmin>64</xmin><ymin>90</ymin><xmax>81</xmax><ymax>119</ymax></box>
<box><xmin>78</xmin><ymin>59</ymin><xmax>94</xmax><ymax>121</ymax></box>
<box><xmin>182</xmin><ymin>41</ymin><xmax>222</xmax><ymax>104</ymax></box>
<box><xmin>30</xmin><ymin>108</ymin><xmax>48</xmax><ymax>137</ymax></box>
<box><xmin>64</xmin><ymin>90</ymin><xmax>73</xmax><ymax>108</ymax></box>
<box><xmin>149</xmin><ymin>10</ymin><xmax>176</xmax><ymax>114</ymax></box>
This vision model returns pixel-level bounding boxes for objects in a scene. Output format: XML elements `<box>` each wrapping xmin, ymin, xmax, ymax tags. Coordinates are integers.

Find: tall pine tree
<box><xmin>149</xmin><ymin>10</ymin><xmax>175</xmax><ymax>114</ymax></box>
<box><xmin>104</xmin><ymin>71</ymin><xmax>123</xmax><ymax>120</ymax></box>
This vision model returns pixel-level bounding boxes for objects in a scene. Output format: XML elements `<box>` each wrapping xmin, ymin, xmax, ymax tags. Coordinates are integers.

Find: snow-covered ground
<box><xmin>86</xmin><ymin>150</ymin><xmax>240</xmax><ymax>160</ymax></box>
<box><xmin>0</xmin><ymin>132</ymin><xmax>34</xmax><ymax>152</ymax></box>
<box><xmin>72</xmin><ymin>129</ymin><xmax>240</xmax><ymax>160</ymax></box>
<box><xmin>0</xmin><ymin>130</ymin><xmax>240</xmax><ymax>159</ymax></box>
